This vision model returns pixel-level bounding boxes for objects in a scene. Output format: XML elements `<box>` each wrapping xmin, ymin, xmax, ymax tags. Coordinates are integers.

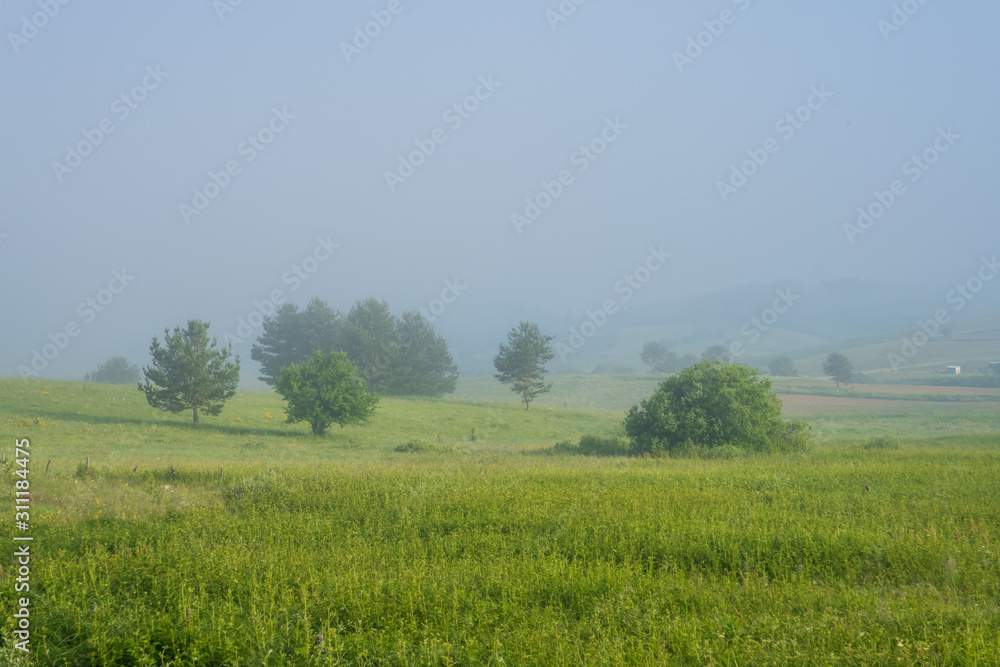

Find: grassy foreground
<box><xmin>2</xmin><ymin>379</ymin><xmax>999</xmax><ymax>665</ymax></box>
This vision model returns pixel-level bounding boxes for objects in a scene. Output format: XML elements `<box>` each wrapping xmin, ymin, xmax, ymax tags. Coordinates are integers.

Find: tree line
<box><xmin>98</xmin><ymin>312</ymin><xmax>859</xmax><ymax>435</ymax></box>
<box><xmin>250</xmin><ymin>297</ymin><xmax>458</xmax><ymax>397</ymax></box>
<box><xmin>125</xmin><ymin>297</ymin><xmax>458</xmax><ymax>433</ymax></box>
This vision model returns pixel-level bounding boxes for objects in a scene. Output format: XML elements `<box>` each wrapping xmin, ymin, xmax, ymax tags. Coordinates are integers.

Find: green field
<box><xmin>2</xmin><ymin>377</ymin><xmax>1000</xmax><ymax>665</ymax></box>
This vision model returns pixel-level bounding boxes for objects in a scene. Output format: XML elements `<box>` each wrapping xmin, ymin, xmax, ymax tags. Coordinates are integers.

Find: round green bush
<box><xmin>623</xmin><ymin>360</ymin><xmax>808</xmax><ymax>456</ymax></box>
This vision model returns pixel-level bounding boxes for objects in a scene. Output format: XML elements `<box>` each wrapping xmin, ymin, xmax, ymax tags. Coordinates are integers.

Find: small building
<box><xmin>946</xmin><ymin>365</ymin><xmax>961</xmax><ymax>375</ymax></box>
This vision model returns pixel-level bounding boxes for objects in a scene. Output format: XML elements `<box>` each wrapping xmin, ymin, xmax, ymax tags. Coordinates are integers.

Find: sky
<box><xmin>1</xmin><ymin>0</ymin><xmax>998</xmax><ymax>381</ymax></box>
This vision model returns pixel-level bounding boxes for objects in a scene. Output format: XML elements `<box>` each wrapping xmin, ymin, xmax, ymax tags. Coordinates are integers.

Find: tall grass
<box><xmin>2</xmin><ymin>378</ymin><xmax>999</xmax><ymax>664</ymax></box>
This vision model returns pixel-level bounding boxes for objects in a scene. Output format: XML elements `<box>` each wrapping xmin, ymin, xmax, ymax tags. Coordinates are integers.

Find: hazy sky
<box><xmin>2</xmin><ymin>0</ymin><xmax>998</xmax><ymax>380</ymax></box>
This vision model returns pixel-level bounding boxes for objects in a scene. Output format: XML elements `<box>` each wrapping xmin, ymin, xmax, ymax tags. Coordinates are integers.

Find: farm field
<box><xmin>2</xmin><ymin>377</ymin><xmax>1000</xmax><ymax>665</ymax></box>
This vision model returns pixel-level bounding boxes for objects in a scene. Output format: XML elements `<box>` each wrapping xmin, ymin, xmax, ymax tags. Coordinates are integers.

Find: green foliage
<box><xmin>394</xmin><ymin>439</ymin><xmax>455</xmax><ymax>453</ymax></box>
<box><xmin>864</xmin><ymin>435</ymin><xmax>901</xmax><ymax>450</ymax></box>
<box><xmin>340</xmin><ymin>297</ymin><xmax>399</xmax><ymax>392</ymax></box>
<box><xmin>700</xmin><ymin>344</ymin><xmax>732</xmax><ymax>363</ymax></box>
<box><xmin>17</xmin><ymin>451</ymin><xmax>1000</xmax><ymax>665</ymax></box>
<box><xmin>254</xmin><ymin>299</ymin><xmax>459</xmax><ymax>397</ymax></box>
<box><xmin>767</xmin><ymin>355</ymin><xmax>798</xmax><ymax>377</ymax></box>
<box><xmin>640</xmin><ymin>341</ymin><xmax>666</xmax><ymax>369</ymax></box>
<box><xmin>84</xmin><ymin>356</ymin><xmax>140</xmax><ymax>384</ymax></box>
<box><xmin>380</xmin><ymin>311</ymin><xmax>459</xmax><ymax>397</ymax></box>
<box><xmin>624</xmin><ymin>361</ymin><xmax>806</xmax><ymax>456</ymax></box>
<box><xmin>252</xmin><ymin>299</ymin><xmax>343</xmax><ymax>385</ymax></box>
<box><xmin>138</xmin><ymin>320</ymin><xmax>240</xmax><ymax>427</ymax></box>
<box><xmin>640</xmin><ymin>341</ymin><xmax>693</xmax><ymax>373</ymax></box>
<box><xmin>4</xmin><ymin>376</ymin><xmax>1000</xmax><ymax>664</ymax></box>
<box><xmin>554</xmin><ymin>433</ymin><xmax>630</xmax><ymax>456</ymax></box>
<box><xmin>823</xmin><ymin>352</ymin><xmax>854</xmax><ymax>388</ymax></box>
<box><xmin>493</xmin><ymin>321</ymin><xmax>555</xmax><ymax>410</ymax></box>
<box><xmin>0</xmin><ymin>646</ymin><xmax>28</xmax><ymax>667</ymax></box>
<box><xmin>275</xmin><ymin>350</ymin><xmax>378</xmax><ymax>436</ymax></box>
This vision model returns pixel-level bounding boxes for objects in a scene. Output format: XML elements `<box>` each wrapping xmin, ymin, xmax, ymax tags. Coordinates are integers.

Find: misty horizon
<box><xmin>3</xmin><ymin>0</ymin><xmax>998</xmax><ymax>386</ymax></box>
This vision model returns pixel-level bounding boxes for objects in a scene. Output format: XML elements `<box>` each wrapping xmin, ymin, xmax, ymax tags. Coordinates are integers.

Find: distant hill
<box><xmin>452</xmin><ymin>280</ymin><xmax>1000</xmax><ymax>381</ymax></box>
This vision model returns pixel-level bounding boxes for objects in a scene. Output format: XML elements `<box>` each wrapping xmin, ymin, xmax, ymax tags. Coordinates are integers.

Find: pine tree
<box><xmin>493</xmin><ymin>322</ymin><xmax>555</xmax><ymax>410</ymax></box>
<box><xmin>139</xmin><ymin>320</ymin><xmax>240</xmax><ymax>426</ymax></box>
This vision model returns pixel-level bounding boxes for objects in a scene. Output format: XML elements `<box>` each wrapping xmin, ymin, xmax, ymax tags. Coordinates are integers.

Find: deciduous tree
<box><xmin>275</xmin><ymin>350</ymin><xmax>378</xmax><ymax>435</ymax></box>
<box><xmin>823</xmin><ymin>352</ymin><xmax>853</xmax><ymax>389</ymax></box>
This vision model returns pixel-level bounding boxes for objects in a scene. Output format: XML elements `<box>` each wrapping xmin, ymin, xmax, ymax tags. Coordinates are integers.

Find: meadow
<box><xmin>2</xmin><ymin>377</ymin><xmax>999</xmax><ymax>665</ymax></box>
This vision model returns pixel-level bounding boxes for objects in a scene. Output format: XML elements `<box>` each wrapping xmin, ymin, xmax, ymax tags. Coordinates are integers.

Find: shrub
<box><xmin>624</xmin><ymin>361</ymin><xmax>811</xmax><ymax>456</ymax></box>
<box><xmin>395</xmin><ymin>439</ymin><xmax>454</xmax><ymax>454</ymax></box>
<box><xmin>550</xmin><ymin>434</ymin><xmax>629</xmax><ymax>457</ymax></box>
<box><xmin>578</xmin><ymin>434</ymin><xmax>630</xmax><ymax>456</ymax></box>
<box><xmin>552</xmin><ymin>440</ymin><xmax>578</xmax><ymax>454</ymax></box>
<box><xmin>774</xmin><ymin>419</ymin><xmax>815</xmax><ymax>453</ymax></box>
<box><xmin>863</xmin><ymin>435</ymin><xmax>900</xmax><ymax>450</ymax></box>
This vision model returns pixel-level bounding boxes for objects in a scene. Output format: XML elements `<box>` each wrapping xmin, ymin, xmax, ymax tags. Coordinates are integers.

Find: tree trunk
<box><xmin>193</xmin><ymin>405</ymin><xmax>200</xmax><ymax>427</ymax></box>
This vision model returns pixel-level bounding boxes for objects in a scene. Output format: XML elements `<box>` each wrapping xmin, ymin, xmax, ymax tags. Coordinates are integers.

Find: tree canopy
<box><xmin>640</xmin><ymin>342</ymin><xmax>696</xmax><ymax>373</ymax></box>
<box><xmin>493</xmin><ymin>322</ymin><xmax>555</xmax><ymax>410</ymax></box>
<box><xmin>252</xmin><ymin>297</ymin><xmax>459</xmax><ymax>397</ymax></box>
<box><xmin>85</xmin><ymin>356</ymin><xmax>140</xmax><ymax>384</ymax></box>
<box><xmin>380</xmin><ymin>311</ymin><xmax>459</xmax><ymax>397</ymax></box>
<box><xmin>251</xmin><ymin>298</ymin><xmax>342</xmax><ymax>385</ymax></box>
<box><xmin>768</xmin><ymin>355</ymin><xmax>798</xmax><ymax>377</ymax></box>
<box><xmin>340</xmin><ymin>298</ymin><xmax>401</xmax><ymax>393</ymax></box>
<box><xmin>139</xmin><ymin>320</ymin><xmax>240</xmax><ymax>426</ymax></box>
<box><xmin>701</xmin><ymin>345</ymin><xmax>732</xmax><ymax>363</ymax></box>
<box><xmin>623</xmin><ymin>360</ymin><xmax>810</xmax><ymax>456</ymax></box>
<box><xmin>823</xmin><ymin>352</ymin><xmax>853</xmax><ymax>389</ymax></box>
<box><xmin>275</xmin><ymin>350</ymin><xmax>379</xmax><ymax>436</ymax></box>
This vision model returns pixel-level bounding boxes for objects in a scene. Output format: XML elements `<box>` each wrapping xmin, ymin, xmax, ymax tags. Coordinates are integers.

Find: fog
<box><xmin>2</xmin><ymin>0</ymin><xmax>998</xmax><ymax>384</ymax></box>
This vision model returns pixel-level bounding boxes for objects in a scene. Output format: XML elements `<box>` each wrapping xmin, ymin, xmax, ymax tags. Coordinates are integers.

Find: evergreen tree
<box><xmin>139</xmin><ymin>320</ymin><xmax>240</xmax><ymax>426</ymax></box>
<box><xmin>251</xmin><ymin>298</ymin><xmax>343</xmax><ymax>385</ymax></box>
<box><xmin>382</xmin><ymin>311</ymin><xmax>459</xmax><ymax>396</ymax></box>
<box><xmin>493</xmin><ymin>322</ymin><xmax>555</xmax><ymax>410</ymax></box>
<box><xmin>341</xmin><ymin>298</ymin><xmax>400</xmax><ymax>392</ymax></box>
